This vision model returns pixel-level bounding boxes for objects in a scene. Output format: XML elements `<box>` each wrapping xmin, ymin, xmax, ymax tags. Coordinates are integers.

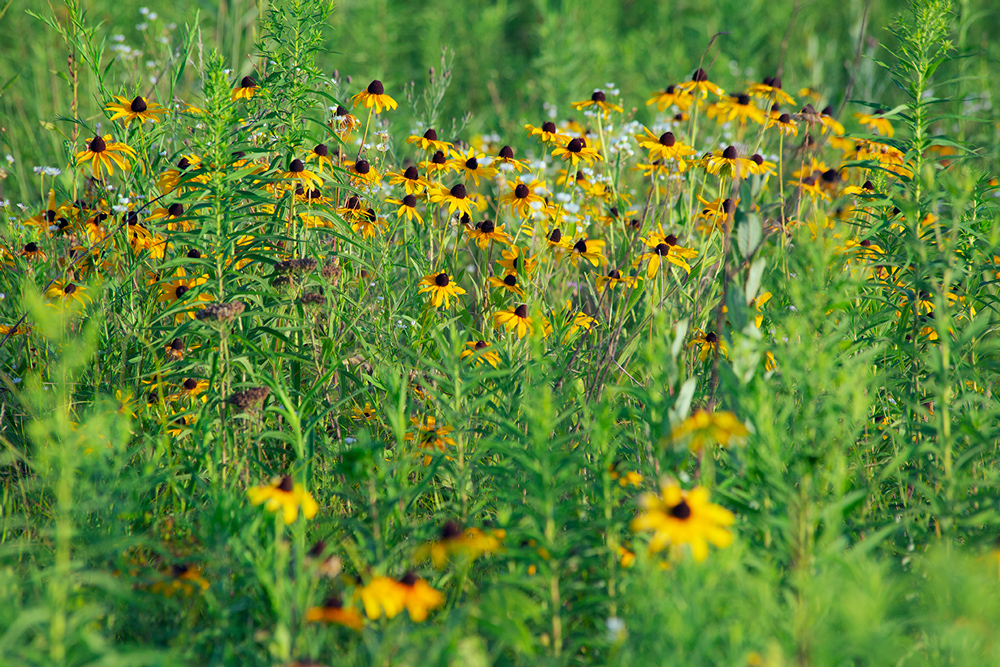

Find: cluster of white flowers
<box><xmin>32</xmin><ymin>166</ymin><xmax>62</xmax><ymax>177</ymax></box>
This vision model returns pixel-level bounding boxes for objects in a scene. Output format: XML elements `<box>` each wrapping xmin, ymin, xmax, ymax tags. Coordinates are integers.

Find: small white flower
<box><xmin>605</xmin><ymin>617</ymin><xmax>626</xmax><ymax>642</ymax></box>
<box><xmin>139</xmin><ymin>6</ymin><xmax>149</xmax><ymax>14</ymax></box>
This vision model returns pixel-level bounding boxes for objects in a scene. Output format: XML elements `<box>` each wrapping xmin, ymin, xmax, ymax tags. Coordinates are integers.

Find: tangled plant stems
<box><xmin>1</xmin><ymin>0</ymin><xmax>1000</xmax><ymax>665</ymax></box>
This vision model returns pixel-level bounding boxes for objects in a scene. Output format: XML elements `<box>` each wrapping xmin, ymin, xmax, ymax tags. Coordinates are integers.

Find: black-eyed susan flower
<box><xmin>460</xmin><ymin>340</ymin><xmax>501</xmax><ymax>368</ymax></box>
<box><xmin>247</xmin><ymin>475</ymin><xmax>319</xmax><ymax>524</ymax></box>
<box><xmin>176</xmin><ymin>377</ymin><xmax>209</xmax><ymax>401</ymax></box>
<box><xmin>419</xmin><ymin>150</ymin><xmax>451</xmax><ymax>179</ymax></box>
<box><xmin>351</xmin><ymin>207</ymin><xmax>384</xmax><ymax>239</ymax></box>
<box><xmin>495</xmin><ymin>145</ymin><xmax>528</xmax><ymax>172</ymax></box>
<box><xmin>525</xmin><ymin>121</ymin><xmax>571</xmax><ymax>146</ymax></box>
<box><xmin>165</xmin><ymin>337</ymin><xmax>185</xmax><ymax>360</ymax></box>
<box><xmin>386</xmin><ymin>194</ymin><xmax>423</xmax><ymax>224</ymax></box>
<box><xmin>749</xmin><ymin>153</ymin><xmax>776</xmax><ymax>177</ymax></box>
<box><xmin>634</xmin><ymin>129</ymin><xmax>697</xmax><ymax>165</ymax></box>
<box><xmin>344</xmin><ymin>158</ymin><xmax>381</xmax><ymax>187</ymax></box>
<box><xmin>552</xmin><ymin>137</ymin><xmax>602</xmax><ymax>167</ymax></box>
<box><xmin>630</xmin><ymin>483</ymin><xmax>734</xmax><ymax>560</ymax></box>
<box><xmin>158</xmin><ymin>154</ymin><xmax>202</xmax><ymax>194</ymax></box>
<box><xmin>21</xmin><ymin>241</ymin><xmax>47</xmax><ymax>262</ymax></box>
<box><xmin>306</xmin><ymin>596</ymin><xmax>364</xmax><ymax>630</ymax></box>
<box><xmin>707</xmin><ymin>93</ymin><xmax>767</xmax><ymax>126</ymax></box>
<box><xmin>387</xmin><ymin>165</ymin><xmax>429</xmax><ymax>195</ymax></box>
<box><xmin>669</xmin><ymin>409</ymin><xmax>749</xmax><ymax>452</ymax></box>
<box><xmin>231</xmin><ymin>75</ymin><xmax>258</xmax><ymax>101</ymax></box>
<box><xmin>493</xmin><ymin>304</ymin><xmax>551</xmax><ymax>339</ymax></box>
<box><xmin>45</xmin><ymin>281</ymin><xmax>92</xmax><ymax>307</ymax></box>
<box><xmin>351</xmin><ymin>402</ymin><xmax>378</xmax><ymax>421</ymax></box>
<box><xmin>676</xmin><ymin>67</ymin><xmax>725</xmax><ymax>100</ymax></box>
<box><xmin>415</xmin><ymin>520</ymin><xmax>504</xmax><ymax>568</ymax></box>
<box><xmin>330</xmin><ymin>104</ymin><xmax>361</xmax><ymax>136</ymax></box>
<box><xmin>465</xmin><ymin>219</ymin><xmax>512</xmax><ymax>249</ymax></box>
<box><xmin>449</xmin><ymin>147</ymin><xmax>495</xmax><ymax>185</ymax></box>
<box><xmin>703</xmin><ymin>145</ymin><xmax>756</xmax><ymax>180</ymax></box>
<box><xmin>282</xmin><ymin>158</ymin><xmax>323</xmax><ymax>190</ymax></box>
<box><xmin>819</xmin><ymin>105</ymin><xmax>846</xmax><ymax>136</ymax></box>
<box><xmin>608</xmin><ymin>461</ymin><xmax>644</xmax><ymax>488</ymax></box>
<box><xmin>307</xmin><ymin>143</ymin><xmax>335</xmax><ymax>172</ymax></box>
<box><xmin>357</xmin><ymin>576</ymin><xmax>407</xmax><ymax>620</ymax></box>
<box><xmin>158</xmin><ymin>270</ymin><xmax>212</xmax><ymax>321</ymax></box>
<box><xmin>418</xmin><ymin>272</ymin><xmax>466</xmax><ymax>308</ymax></box>
<box><xmin>148</xmin><ymin>202</ymin><xmax>192</xmax><ymax>231</ymax></box>
<box><xmin>567</xmin><ymin>237</ymin><xmax>606</xmax><ymax>267</ymax></box>
<box><xmin>497</xmin><ymin>245</ymin><xmax>537</xmax><ymax>277</ymax></box>
<box><xmin>406</xmin><ymin>128</ymin><xmax>451</xmax><ymax>152</ymax></box>
<box><xmin>571</xmin><ymin>89</ymin><xmax>623</xmax><ymax>117</ymax></box>
<box><xmin>488</xmin><ymin>273</ymin><xmax>526</xmax><ymax>298</ymax></box>
<box><xmin>396</xmin><ymin>573</ymin><xmax>445</xmax><ymax>622</ymax></box>
<box><xmin>544</xmin><ymin>227</ymin><xmax>573</xmax><ymax>252</ymax></box>
<box><xmin>766</xmin><ymin>112</ymin><xmax>799</xmax><ymax>136</ymax></box>
<box><xmin>646</xmin><ymin>84</ymin><xmax>693</xmax><ymax>112</ymax></box>
<box><xmin>105</xmin><ymin>94</ymin><xmax>168</xmax><ymax>126</ymax></box>
<box><xmin>562</xmin><ymin>309</ymin><xmax>597</xmax><ymax>342</ymax></box>
<box><xmin>854</xmin><ymin>110</ymin><xmax>894</xmax><ymax>137</ymax></box>
<box><xmin>790</xmin><ymin>175</ymin><xmax>831</xmax><ymax>202</ymax></box>
<box><xmin>747</xmin><ymin>76</ymin><xmax>795</xmax><ymax>105</ymax></box>
<box><xmin>635</xmin><ymin>234</ymin><xmax>694</xmax><ymax>276</ymax></box>
<box><xmin>429</xmin><ymin>183</ymin><xmax>481</xmax><ymax>218</ymax></box>
<box><xmin>688</xmin><ymin>329</ymin><xmax>727</xmax><ymax>361</ymax></box>
<box><xmin>404</xmin><ymin>415</ymin><xmax>456</xmax><ymax>464</ymax></box>
<box><xmin>503</xmin><ymin>181</ymin><xmax>546</xmax><ymax>219</ymax></box>
<box><xmin>351</xmin><ymin>79</ymin><xmax>397</xmax><ymax>114</ymax></box>
<box><xmin>595</xmin><ymin>268</ymin><xmax>639</xmax><ymax>291</ymax></box>
<box><xmin>75</xmin><ymin>134</ymin><xmax>136</xmax><ymax>179</ymax></box>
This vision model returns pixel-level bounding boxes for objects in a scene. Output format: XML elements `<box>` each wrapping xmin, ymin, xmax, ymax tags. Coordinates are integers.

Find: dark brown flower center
<box><xmin>423</xmin><ymin>128</ymin><xmax>438</xmax><ymax>141</ymax></box>
<box><xmin>277</xmin><ymin>475</ymin><xmax>294</xmax><ymax>492</ymax></box>
<box><xmin>722</xmin><ymin>146</ymin><xmax>738</xmax><ymax>160</ymax></box>
<box><xmin>591</xmin><ymin>90</ymin><xmax>606</xmax><ymax>102</ymax></box>
<box><xmin>441</xmin><ymin>520</ymin><xmax>463</xmax><ymax>539</ymax></box>
<box><xmin>549</xmin><ymin>228</ymin><xmax>562</xmax><ymax>243</ymax></box>
<box><xmin>503</xmin><ymin>274</ymin><xmax>517</xmax><ymax>287</ymax></box>
<box><xmin>170</xmin><ymin>338</ymin><xmax>184</xmax><ymax>351</ymax></box>
<box><xmin>64</xmin><ymin>283</ymin><xmax>77</xmax><ymax>295</ymax></box>
<box><xmin>736</xmin><ymin>93</ymin><xmax>751</xmax><ymax>106</ymax></box>
<box><xmin>402</xmin><ymin>194</ymin><xmax>417</xmax><ymax>207</ymax></box>
<box><xmin>399</xmin><ymin>572</ymin><xmax>418</xmax><ymax>586</ymax></box>
<box><xmin>751</xmin><ymin>154</ymin><xmax>764</xmax><ymax>166</ymax></box>
<box><xmin>44</xmin><ymin>209</ymin><xmax>56</xmax><ymax>222</ymax></box>
<box><xmin>130</xmin><ymin>95</ymin><xmax>148</xmax><ymax>112</ymax></box>
<box><xmin>778</xmin><ymin>113</ymin><xmax>792</xmax><ymax>124</ymax></box>
<box><xmin>514</xmin><ymin>304</ymin><xmax>528</xmax><ymax>318</ymax></box>
<box><xmin>465</xmin><ymin>157</ymin><xmax>478</xmax><ymax>170</ymax></box>
<box><xmin>183</xmin><ymin>379</ymin><xmax>198</xmax><ymax>390</ymax></box>
<box><xmin>480</xmin><ymin>219</ymin><xmax>495</xmax><ymax>233</ymax></box>
<box><xmin>498</xmin><ymin>145</ymin><xmax>514</xmax><ymax>159</ymax></box>
<box><xmin>669</xmin><ymin>499</ymin><xmax>692</xmax><ymax>519</ymax></box>
<box><xmin>354</xmin><ymin>160</ymin><xmax>370</xmax><ymax>174</ymax></box>
<box><xmin>567</xmin><ymin>138</ymin><xmax>583</xmax><ymax>153</ymax></box>
<box><xmin>314</xmin><ymin>143</ymin><xmax>329</xmax><ymax>157</ymax></box>
<box><xmin>367</xmin><ymin>80</ymin><xmax>384</xmax><ymax>95</ymax></box>
<box><xmin>514</xmin><ymin>183</ymin><xmax>529</xmax><ymax>199</ymax></box>
<box><xmin>860</xmin><ymin>239</ymin><xmax>872</xmax><ymax>247</ymax></box>
<box><xmin>168</xmin><ymin>203</ymin><xmax>184</xmax><ymax>217</ymax></box>
<box><xmin>177</xmin><ymin>157</ymin><xmax>191</xmax><ymax>170</ymax></box>
<box><xmin>449</xmin><ymin>183</ymin><xmax>467</xmax><ymax>199</ymax></box>
<box><xmin>345</xmin><ymin>196</ymin><xmax>360</xmax><ymax>210</ymax></box>
<box><xmin>187</xmin><ymin>249</ymin><xmax>202</xmax><ymax>259</ymax></box>
<box><xmin>542</xmin><ymin>121</ymin><xmax>557</xmax><ymax>133</ymax></box>
<box><xmin>240</xmin><ymin>75</ymin><xmax>256</xmax><ymax>88</ymax></box>
<box><xmin>475</xmin><ymin>340</ymin><xmax>488</xmax><ymax>350</ymax></box>
<box><xmin>289</xmin><ymin>159</ymin><xmax>305</xmax><ymax>173</ymax></box>
<box><xmin>573</xmin><ymin>239</ymin><xmax>588</xmax><ymax>254</ymax></box>
<box><xmin>862</xmin><ymin>180</ymin><xmax>874</xmax><ymax>191</ymax></box>
<box><xmin>705</xmin><ymin>332</ymin><xmax>718</xmax><ymax>343</ymax></box>
<box><xmin>335</xmin><ymin>105</ymin><xmax>349</xmax><ymax>116</ymax></box>
<box><xmin>435</xmin><ymin>272</ymin><xmax>449</xmax><ymax>287</ymax></box>
<box><xmin>659</xmin><ymin>132</ymin><xmax>676</xmax><ymax>147</ymax></box>
<box><xmin>89</xmin><ymin>135</ymin><xmax>107</xmax><ymax>153</ymax></box>
<box><xmin>432</xmin><ymin>151</ymin><xmax>447</xmax><ymax>165</ymax></box>
<box><xmin>175</xmin><ymin>285</ymin><xmax>188</xmax><ymax>298</ymax></box>
<box><xmin>665</xmin><ymin>84</ymin><xmax>676</xmax><ymax>94</ymax></box>
<box><xmin>822</xmin><ymin>169</ymin><xmax>839</xmax><ymax>183</ymax></box>
<box><xmin>609</xmin><ymin>269</ymin><xmax>622</xmax><ymax>279</ymax></box>
<box><xmin>664</xmin><ymin>234</ymin><xmax>677</xmax><ymax>245</ymax></box>
<box><xmin>692</xmin><ymin>68</ymin><xmax>708</xmax><ymax>82</ymax></box>
<box><xmin>722</xmin><ymin>198</ymin><xmax>735</xmax><ymax>214</ymax></box>
<box><xmin>655</xmin><ymin>243</ymin><xmax>670</xmax><ymax>256</ymax></box>
<box><xmin>403</xmin><ymin>166</ymin><xmax>419</xmax><ymax>179</ymax></box>
<box><xmin>822</xmin><ymin>105</ymin><xmax>834</xmax><ymax>117</ymax></box>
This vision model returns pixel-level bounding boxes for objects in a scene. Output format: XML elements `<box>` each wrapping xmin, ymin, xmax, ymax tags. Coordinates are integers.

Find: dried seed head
<box><xmin>196</xmin><ymin>301</ymin><xmax>246</xmax><ymax>322</ymax></box>
<box><xmin>299</xmin><ymin>292</ymin><xmax>327</xmax><ymax>307</ymax></box>
<box><xmin>229</xmin><ymin>386</ymin><xmax>271</xmax><ymax>412</ymax></box>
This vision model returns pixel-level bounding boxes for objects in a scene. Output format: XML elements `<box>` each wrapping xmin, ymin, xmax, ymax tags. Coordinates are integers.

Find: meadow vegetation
<box><xmin>0</xmin><ymin>0</ymin><xmax>999</xmax><ymax>665</ymax></box>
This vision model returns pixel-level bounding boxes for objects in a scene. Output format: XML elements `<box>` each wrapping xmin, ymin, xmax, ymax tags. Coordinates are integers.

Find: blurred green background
<box><xmin>1</xmin><ymin>0</ymin><xmax>997</xmax><ymax>201</ymax></box>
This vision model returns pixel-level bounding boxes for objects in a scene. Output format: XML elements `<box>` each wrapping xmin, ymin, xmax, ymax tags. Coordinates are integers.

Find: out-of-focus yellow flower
<box><xmin>247</xmin><ymin>475</ymin><xmax>319</xmax><ymax>524</ymax></box>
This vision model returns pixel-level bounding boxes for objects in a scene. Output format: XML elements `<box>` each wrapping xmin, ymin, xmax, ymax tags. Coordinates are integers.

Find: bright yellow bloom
<box><xmin>45</xmin><ymin>281</ymin><xmax>93</xmax><ymax>307</ymax></box>
<box><xmin>351</xmin><ymin>79</ymin><xmax>397</xmax><ymax>113</ymax></box>
<box><xmin>305</xmin><ymin>596</ymin><xmax>364</xmax><ymax>630</ymax></box>
<box><xmin>669</xmin><ymin>409</ymin><xmax>749</xmax><ymax>452</ymax></box>
<box><xmin>105</xmin><ymin>94</ymin><xmax>168</xmax><ymax>126</ymax></box>
<box><xmin>493</xmin><ymin>304</ymin><xmax>551</xmax><ymax>339</ymax></box>
<box><xmin>231</xmin><ymin>75</ymin><xmax>258</xmax><ymax>101</ymax></box>
<box><xmin>460</xmin><ymin>341</ymin><xmax>501</xmax><ymax>368</ymax></box>
<box><xmin>566</xmin><ymin>237</ymin><xmax>606</xmax><ymax>267</ymax></box>
<box><xmin>688</xmin><ymin>329</ymin><xmax>728</xmax><ymax>361</ymax></box>
<box><xmin>415</xmin><ymin>520</ymin><xmax>505</xmax><ymax>568</ymax></box>
<box><xmin>418</xmin><ymin>272</ymin><xmax>466</xmax><ymax>308</ymax></box>
<box><xmin>75</xmin><ymin>135</ymin><xmax>136</xmax><ymax>179</ymax></box>
<box><xmin>570</xmin><ymin>90</ymin><xmax>623</xmax><ymax>117</ymax></box>
<box><xmin>854</xmin><ymin>111</ymin><xmax>894</xmax><ymax>137</ymax></box>
<box><xmin>703</xmin><ymin>146</ymin><xmax>756</xmax><ymax>180</ymax></box>
<box><xmin>247</xmin><ymin>475</ymin><xmax>319</xmax><ymax>524</ymax></box>
<box><xmin>551</xmin><ymin>137</ymin><xmax>602</xmax><ymax>166</ymax></box>
<box><xmin>630</xmin><ymin>483</ymin><xmax>735</xmax><ymax>560</ymax></box>
<box><xmin>406</xmin><ymin>128</ymin><xmax>452</xmax><ymax>152</ymax></box>
<box><xmin>646</xmin><ymin>84</ymin><xmax>693</xmax><ymax>111</ymax></box>
<box><xmin>634</xmin><ymin>128</ymin><xmax>697</xmax><ymax>164</ymax></box>
<box><xmin>706</xmin><ymin>93</ymin><xmax>767</xmax><ymax>125</ymax></box>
